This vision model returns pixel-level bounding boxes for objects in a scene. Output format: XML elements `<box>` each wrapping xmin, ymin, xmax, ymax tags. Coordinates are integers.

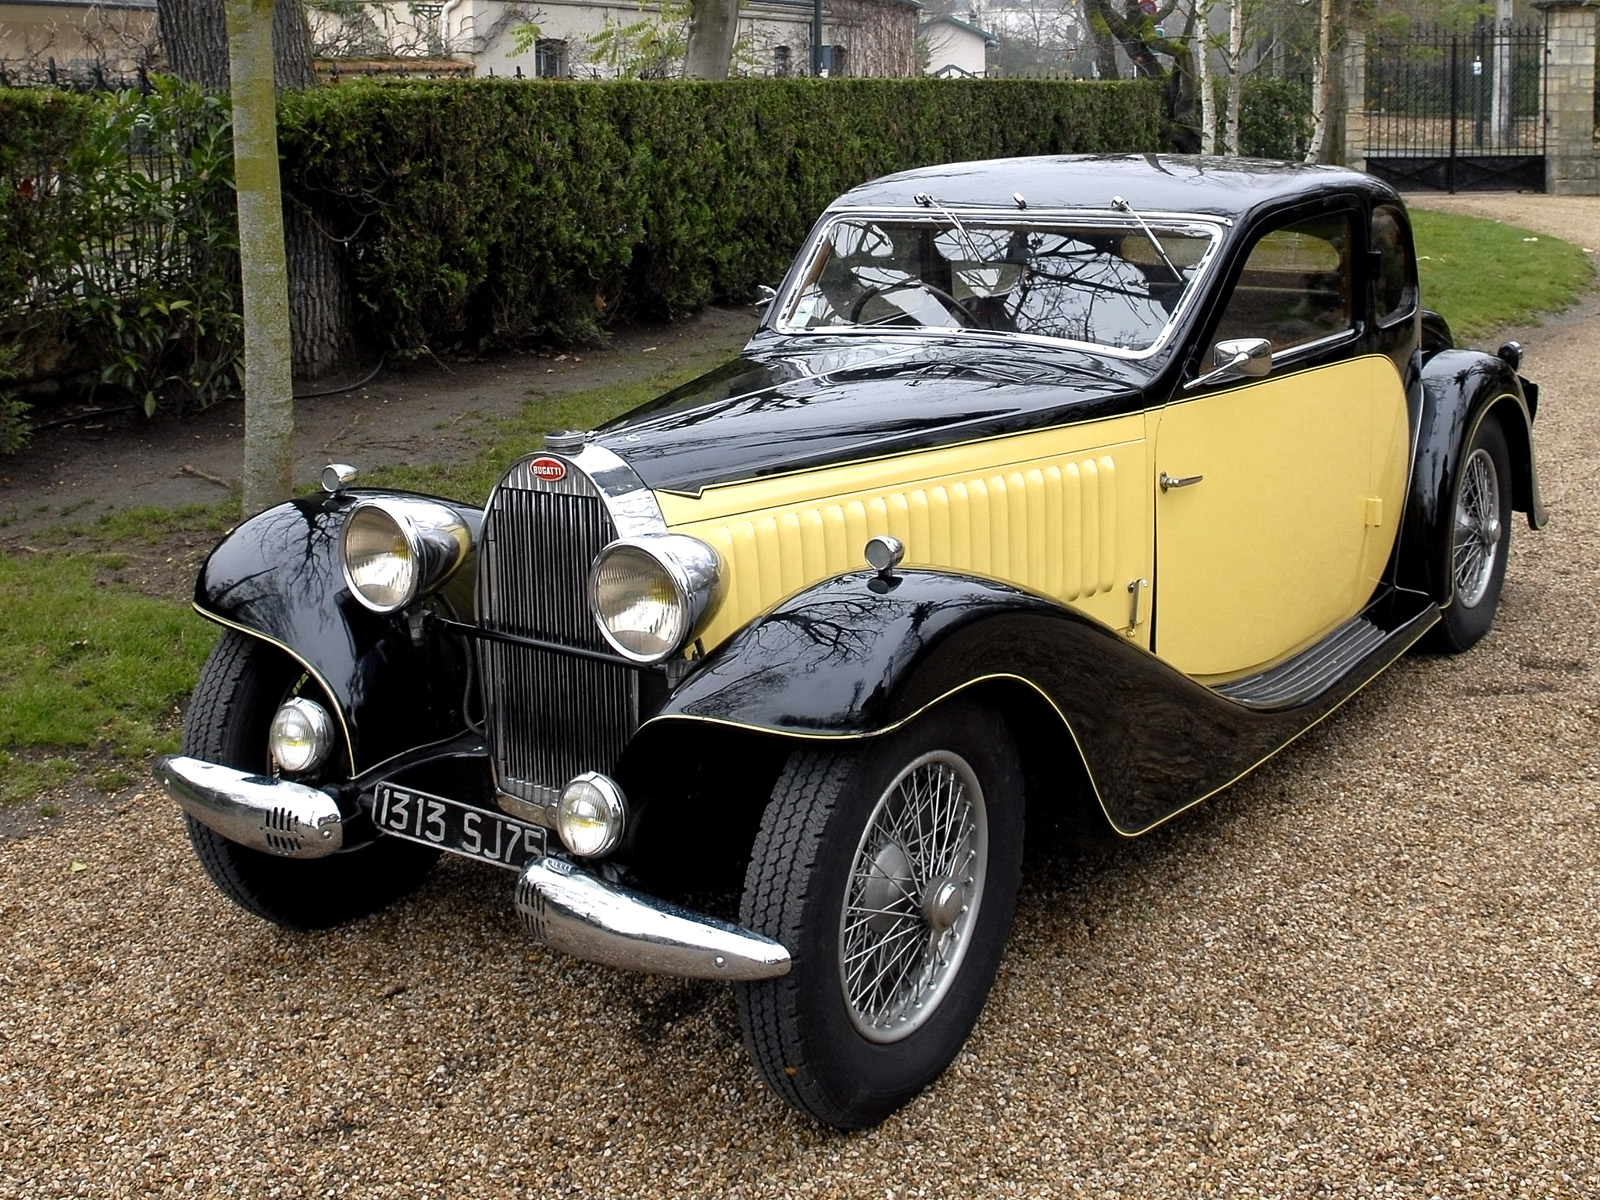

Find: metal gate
<box><xmin>1365</xmin><ymin>21</ymin><xmax>1546</xmax><ymax>193</ymax></box>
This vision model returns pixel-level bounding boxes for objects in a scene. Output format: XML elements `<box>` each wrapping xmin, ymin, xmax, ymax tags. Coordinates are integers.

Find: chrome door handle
<box><xmin>1160</xmin><ymin>472</ymin><xmax>1204</xmax><ymax>492</ymax></box>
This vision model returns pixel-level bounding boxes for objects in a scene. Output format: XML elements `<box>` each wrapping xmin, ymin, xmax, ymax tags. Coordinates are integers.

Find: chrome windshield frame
<box><xmin>769</xmin><ymin>205</ymin><xmax>1229</xmax><ymax>361</ymax></box>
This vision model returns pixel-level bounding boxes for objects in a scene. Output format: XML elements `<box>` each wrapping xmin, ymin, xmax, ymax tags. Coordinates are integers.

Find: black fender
<box><xmin>645</xmin><ymin>570</ymin><xmax>1411</xmax><ymax>836</ymax></box>
<box><xmin>193</xmin><ymin>491</ymin><xmax>481</xmax><ymax>774</ymax></box>
<box><xmin>1398</xmin><ymin>349</ymin><xmax>1547</xmax><ymax>604</ymax></box>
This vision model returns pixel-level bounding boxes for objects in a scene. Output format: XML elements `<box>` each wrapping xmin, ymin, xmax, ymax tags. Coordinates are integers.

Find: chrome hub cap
<box><xmin>840</xmin><ymin>751</ymin><xmax>987</xmax><ymax>1043</ymax></box>
<box><xmin>1453</xmin><ymin>446</ymin><xmax>1502</xmax><ymax>609</ymax></box>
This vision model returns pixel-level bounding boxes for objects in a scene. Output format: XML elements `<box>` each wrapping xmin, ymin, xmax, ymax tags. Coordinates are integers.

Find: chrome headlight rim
<box><xmin>268</xmin><ymin>695</ymin><xmax>337</xmax><ymax>775</ymax></box>
<box><xmin>339</xmin><ymin>496</ymin><xmax>473</xmax><ymax>615</ymax></box>
<box><xmin>587</xmin><ymin>533</ymin><xmax>722</xmax><ymax>665</ymax></box>
<box><xmin>555</xmin><ymin>772</ymin><xmax>629</xmax><ymax>859</ymax></box>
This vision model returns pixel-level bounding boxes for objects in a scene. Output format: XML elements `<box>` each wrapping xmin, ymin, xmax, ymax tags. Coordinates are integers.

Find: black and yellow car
<box><xmin>156</xmin><ymin>155</ymin><xmax>1545</xmax><ymax>1129</ymax></box>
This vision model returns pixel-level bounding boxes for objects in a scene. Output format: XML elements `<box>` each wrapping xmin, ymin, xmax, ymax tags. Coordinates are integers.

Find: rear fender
<box><xmin>1398</xmin><ymin>349</ymin><xmax>1545</xmax><ymax>603</ymax></box>
<box><xmin>194</xmin><ymin>492</ymin><xmax>481</xmax><ymax>773</ymax></box>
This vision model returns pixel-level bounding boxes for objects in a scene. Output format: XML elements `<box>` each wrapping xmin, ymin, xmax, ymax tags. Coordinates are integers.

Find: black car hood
<box><xmin>592</xmin><ymin>336</ymin><xmax>1154</xmax><ymax>496</ymax></box>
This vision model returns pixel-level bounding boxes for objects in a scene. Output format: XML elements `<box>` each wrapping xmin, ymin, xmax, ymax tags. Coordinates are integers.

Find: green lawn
<box><xmin>1</xmin><ymin>209</ymin><xmax>1593</xmax><ymax>811</ymax></box>
<box><xmin>1412</xmin><ymin>210</ymin><xmax>1594</xmax><ymax>342</ymax></box>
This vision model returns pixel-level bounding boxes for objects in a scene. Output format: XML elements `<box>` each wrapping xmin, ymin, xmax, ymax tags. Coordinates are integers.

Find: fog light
<box><xmin>556</xmin><ymin>773</ymin><xmax>628</xmax><ymax>859</ymax></box>
<box><xmin>269</xmin><ymin>697</ymin><xmax>335</xmax><ymax>775</ymax></box>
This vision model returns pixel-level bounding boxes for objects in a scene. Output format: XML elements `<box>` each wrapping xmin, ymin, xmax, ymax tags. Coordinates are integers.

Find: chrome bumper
<box><xmin>515</xmin><ymin>859</ymin><xmax>792</xmax><ymax>982</ymax></box>
<box><xmin>153</xmin><ymin>755</ymin><xmax>344</xmax><ymax>858</ymax></box>
<box><xmin>155</xmin><ymin>754</ymin><xmax>791</xmax><ymax>982</ymax></box>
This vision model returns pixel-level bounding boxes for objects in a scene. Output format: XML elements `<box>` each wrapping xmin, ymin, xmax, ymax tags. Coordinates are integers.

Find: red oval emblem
<box><xmin>529</xmin><ymin>456</ymin><xmax>567</xmax><ymax>483</ymax></box>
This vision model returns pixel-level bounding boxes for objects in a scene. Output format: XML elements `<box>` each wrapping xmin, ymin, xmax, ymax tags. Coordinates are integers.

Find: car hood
<box><xmin>592</xmin><ymin>336</ymin><xmax>1152</xmax><ymax>496</ymax></box>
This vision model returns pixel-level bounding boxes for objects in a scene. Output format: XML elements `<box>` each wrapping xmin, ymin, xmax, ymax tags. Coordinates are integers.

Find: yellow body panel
<box><xmin>656</xmin><ymin>416</ymin><xmax>1152</xmax><ymax>650</ymax></box>
<box><xmin>1153</xmin><ymin>354</ymin><xmax>1409</xmax><ymax>678</ymax></box>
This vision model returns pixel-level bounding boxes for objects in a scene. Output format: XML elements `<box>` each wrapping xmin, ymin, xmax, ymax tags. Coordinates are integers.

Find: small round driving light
<box><xmin>269</xmin><ymin>696</ymin><xmax>335</xmax><ymax>774</ymax></box>
<box><xmin>556</xmin><ymin>772</ymin><xmax>628</xmax><ymax>859</ymax></box>
<box><xmin>342</xmin><ymin>503</ymin><xmax>418</xmax><ymax>612</ymax></box>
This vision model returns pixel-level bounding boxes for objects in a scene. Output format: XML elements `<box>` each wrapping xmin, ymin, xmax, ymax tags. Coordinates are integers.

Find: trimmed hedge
<box><xmin>278</xmin><ymin>77</ymin><xmax>1163</xmax><ymax>354</ymax></box>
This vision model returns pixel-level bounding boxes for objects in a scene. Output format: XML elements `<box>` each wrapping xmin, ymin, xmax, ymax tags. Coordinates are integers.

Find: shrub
<box><xmin>0</xmin><ymin>80</ymin><xmax>240</xmax><ymax>439</ymax></box>
<box><xmin>1211</xmin><ymin>76</ymin><xmax>1314</xmax><ymax>160</ymax></box>
<box><xmin>278</xmin><ymin>77</ymin><xmax>1163</xmax><ymax>355</ymax></box>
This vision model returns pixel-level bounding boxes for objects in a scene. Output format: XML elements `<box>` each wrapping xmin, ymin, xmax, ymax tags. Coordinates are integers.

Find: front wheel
<box><xmin>182</xmin><ymin>629</ymin><xmax>438</xmax><ymax>930</ymax></box>
<box><xmin>1428</xmin><ymin>416</ymin><xmax>1513</xmax><ymax>653</ymax></box>
<box><xmin>736</xmin><ymin>702</ymin><xmax>1023</xmax><ymax>1129</ymax></box>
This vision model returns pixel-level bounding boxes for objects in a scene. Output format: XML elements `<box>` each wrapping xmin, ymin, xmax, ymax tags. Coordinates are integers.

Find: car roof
<box><xmin>831</xmin><ymin>154</ymin><xmax>1402</xmax><ymax>221</ymax></box>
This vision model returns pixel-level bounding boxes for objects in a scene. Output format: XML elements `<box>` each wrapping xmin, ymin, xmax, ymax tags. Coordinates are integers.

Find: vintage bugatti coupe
<box><xmin>156</xmin><ymin>155</ymin><xmax>1544</xmax><ymax>1129</ymax></box>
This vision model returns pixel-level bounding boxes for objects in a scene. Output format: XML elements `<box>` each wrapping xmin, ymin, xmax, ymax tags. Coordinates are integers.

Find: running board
<box><xmin>1212</xmin><ymin>599</ymin><xmax>1437</xmax><ymax>711</ymax></box>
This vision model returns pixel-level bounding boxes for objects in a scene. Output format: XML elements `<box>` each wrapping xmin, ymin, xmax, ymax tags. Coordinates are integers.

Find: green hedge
<box><xmin>1211</xmin><ymin>77</ymin><xmax>1314</xmax><ymax>160</ymax></box>
<box><xmin>0</xmin><ymin>81</ymin><xmax>239</xmax><ymax>447</ymax></box>
<box><xmin>279</xmin><ymin>77</ymin><xmax>1163</xmax><ymax>354</ymax></box>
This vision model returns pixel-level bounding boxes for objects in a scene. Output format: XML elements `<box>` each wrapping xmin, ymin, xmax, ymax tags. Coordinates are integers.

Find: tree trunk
<box><xmin>1305</xmin><ymin>0</ymin><xmax>1334</xmax><ymax>162</ymax></box>
<box><xmin>159</xmin><ymin>0</ymin><xmax>313</xmax><ymax>89</ymax></box>
<box><xmin>158</xmin><ymin>0</ymin><xmax>347</xmax><ymax>377</ymax></box>
<box><xmin>684</xmin><ymin>0</ymin><xmax>740</xmax><ymax>80</ymax></box>
<box><xmin>1223</xmin><ymin>0</ymin><xmax>1241</xmax><ymax>155</ymax></box>
<box><xmin>1196</xmin><ymin>0</ymin><xmax>1214</xmax><ymax>154</ymax></box>
<box><xmin>226</xmin><ymin>0</ymin><xmax>295</xmax><ymax>513</ymax></box>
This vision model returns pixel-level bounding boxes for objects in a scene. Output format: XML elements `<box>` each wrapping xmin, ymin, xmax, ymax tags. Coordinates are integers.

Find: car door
<box><xmin>1152</xmin><ymin>208</ymin><xmax>1409</xmax><ymax>681</ymax></box>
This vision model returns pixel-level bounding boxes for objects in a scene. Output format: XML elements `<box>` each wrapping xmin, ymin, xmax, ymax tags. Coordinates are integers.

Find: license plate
<box><xmin>372</xmin><ymin>782</ymin><xmax>546</xmax><ymax>871</ymax></box>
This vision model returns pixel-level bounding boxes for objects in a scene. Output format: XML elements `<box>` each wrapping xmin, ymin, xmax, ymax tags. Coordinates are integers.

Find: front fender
<box><xmin>195</xmin><ymin>491</ymin><xmax>481</xmax><ymax>773</ymax></box>
<box><xmin>1399</xmin><ymin>349</ymin><xmax>1546</xmax><ymax>602</ymax></box>
<box><xmin>648</xmin><ymin>570</ymin><xmax>1377</xmax><ymax>836</ymax></box>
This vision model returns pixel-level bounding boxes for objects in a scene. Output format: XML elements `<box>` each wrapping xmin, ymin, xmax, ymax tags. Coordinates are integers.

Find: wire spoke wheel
<box><xmin>840</xmin><ymin>751</ymin><xmax>987</xmax><ymax>1041</ymax></box>
<box><xmin>737</xmin><ymin>701</ymin><xmax>1023</xmax><ymax>1129</ymax></box>
<box><xmin>1452</xmin><ymin>445</ymin><xmax>1502</xmax><ymax>609</ymax></box>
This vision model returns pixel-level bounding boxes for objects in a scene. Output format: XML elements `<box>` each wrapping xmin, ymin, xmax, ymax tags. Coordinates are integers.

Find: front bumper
<box><xmin>153</xmin><ymin>754</ymin><xmax>791</xmax><ymax>982</ymax></box>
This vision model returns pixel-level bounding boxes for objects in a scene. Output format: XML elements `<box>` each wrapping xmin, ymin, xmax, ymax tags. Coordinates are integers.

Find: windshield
<box><xmin>776</xmin><ymin>213</ymin><xmax>1220</xmax><ymax>353</ymax></box>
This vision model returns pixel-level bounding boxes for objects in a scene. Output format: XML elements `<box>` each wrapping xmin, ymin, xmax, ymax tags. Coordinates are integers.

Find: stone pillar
<box><xmin>1533</xmin><ymin>0</ymin><xmax>1599</xmax><ymax>195</ymax></box>
<box><xmin>1343</xmin><ymin>32</ymin><xmax>1368</xmax><ymax>172</ymax></box>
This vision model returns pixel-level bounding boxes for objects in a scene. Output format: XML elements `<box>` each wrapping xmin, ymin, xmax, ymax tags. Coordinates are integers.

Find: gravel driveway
<box><xmin>4</xmin><ymin>194</ymin><xmax>1598</xmax><ymax>1199</ymax></box>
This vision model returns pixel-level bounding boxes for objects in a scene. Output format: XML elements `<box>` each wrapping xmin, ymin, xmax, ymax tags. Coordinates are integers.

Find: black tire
<box><xmin>736</xmin><ymin>701</ymin><xmax>1024</xmax><ymax>1129</ymax></box>
<box><xmin>182</xmin><ymin>629</ymin><xmax>438</xmax><ymax>930</ymax></box>
<box><xmin>1427</xmin><ymin>416</ymin><xmax>1513</xmax><ymax>654</ymax></box>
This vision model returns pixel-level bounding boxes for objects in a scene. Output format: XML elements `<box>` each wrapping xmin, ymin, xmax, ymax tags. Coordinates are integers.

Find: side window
<box><xmin>1212</xmin><ymin>212</ymin><xmax>1353</xmax><ymax>354</ymax></box>
<box><xmin>1372</xmin><ymin>204</ymin><xmax>1418</xmax><ymax>326</ymax></box>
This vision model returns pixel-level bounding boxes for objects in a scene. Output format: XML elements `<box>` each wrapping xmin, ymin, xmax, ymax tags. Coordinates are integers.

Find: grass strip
<box><xmin>1413</xmin><ymin>211</ymin><xmax>1594</xmax><ymax>342</ymax></box>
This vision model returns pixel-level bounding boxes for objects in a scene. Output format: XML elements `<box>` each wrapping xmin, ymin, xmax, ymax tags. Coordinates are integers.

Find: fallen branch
<box><xmin>179</xmin><ymin>464</ymin><xmax>235</xmax><ymax>489</ymax></box>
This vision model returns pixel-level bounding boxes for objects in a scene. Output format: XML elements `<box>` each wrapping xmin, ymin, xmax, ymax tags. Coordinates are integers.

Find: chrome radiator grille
<box><xmin>477</xmin><ymin>459</ymin><xmax>639</xmax><ymax>812</ymax></box>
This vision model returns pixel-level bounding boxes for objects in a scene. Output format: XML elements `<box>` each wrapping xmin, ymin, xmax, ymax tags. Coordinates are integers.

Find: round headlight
<box><xmin>269</xmin><ymin>696</ymin><xmax>335</xmax><ymax>774</ymax></box>
<box><xmin>340</xmin><ymin>498</ymin><xmax>471</xmax><ymax>614</ymax></box>
<box><xmin>556</xmin><ymin>773</ymin><xmax>628</xmax><ymax>858</ymax></box>
<box><xmin>588</xmin><ymin>534</ymin><xmax>721</xmax><ymax>663</ymax></box>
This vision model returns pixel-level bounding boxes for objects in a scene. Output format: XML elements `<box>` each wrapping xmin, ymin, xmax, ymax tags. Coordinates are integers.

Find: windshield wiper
<box><xmin>915</xmin><ymin>192</ymin><xmax>984</xmax><ymax>264</ymax></box>
<box><xmin>1111</xmin><ymin>195</ymin><xmax>1181</xmax><ymax>282</ymax></box>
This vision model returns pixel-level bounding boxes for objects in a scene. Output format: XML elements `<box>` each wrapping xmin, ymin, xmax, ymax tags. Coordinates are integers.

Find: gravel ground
<box><xmin>4</xmin><ymin>193</ymin><xmax>1599</xmax><ymax>1198</ymax></box>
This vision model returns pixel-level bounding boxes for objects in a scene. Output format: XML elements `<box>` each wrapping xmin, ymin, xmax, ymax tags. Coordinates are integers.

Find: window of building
<box><xmin>535</xmin><ymin>39</ymin><xmax>568</xmax><ymax>79</ymax></box>
<box><xmin>773</xmin><ymin>45</ymin><xmax>791</xmax><ymax>77</ymax></box>
<box><xmin>831</xmin><ymin>45</ymin><xmax>849</xmax><ymax>77</ymax></box>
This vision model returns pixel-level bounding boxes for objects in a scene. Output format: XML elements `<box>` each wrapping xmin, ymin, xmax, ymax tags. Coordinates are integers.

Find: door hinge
<box><xmin>1126</xmin><ymin>578</ymin><xmax>1148</xmax><ymax>635</ymax></box>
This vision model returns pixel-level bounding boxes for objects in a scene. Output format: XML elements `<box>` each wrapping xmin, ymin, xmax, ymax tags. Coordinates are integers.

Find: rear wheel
<box><xmin>1428</xmin><ymin>416</ymin><xmax>1513</xmax><ymax>653</ymax></box>
<box><xmin>182</xmin><ymin>629</ymin><xmax>437</xmax><ymax>930</ymax></box>
<box><xmin>736</xmin><ymin>702</ymin><xmax>1023</xmax><ymax>1129</ymax></box>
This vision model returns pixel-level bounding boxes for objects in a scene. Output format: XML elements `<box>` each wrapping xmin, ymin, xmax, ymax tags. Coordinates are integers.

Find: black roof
<box><xmin>832</xmin><ymin>154</ymin><xmax>1401</xmax><ymax>221</ymax></box>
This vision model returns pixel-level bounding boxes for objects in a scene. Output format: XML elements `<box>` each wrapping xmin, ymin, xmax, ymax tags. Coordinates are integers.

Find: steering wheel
<box><xmin>849</xmin><ymin>278</ymin><xmax>975</xmax><ymax>328</ymax></box>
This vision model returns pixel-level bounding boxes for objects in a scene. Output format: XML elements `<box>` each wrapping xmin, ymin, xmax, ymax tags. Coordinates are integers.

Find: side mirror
<box><xmin>1184</xmin><ymin>337</ymin><xmax>1272</xmax><ymax>390</ymax></box>
<box><xmin>753</xmin><ymin>284</ymin><xmax>778</xmax><ymax>311</ymax></box>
